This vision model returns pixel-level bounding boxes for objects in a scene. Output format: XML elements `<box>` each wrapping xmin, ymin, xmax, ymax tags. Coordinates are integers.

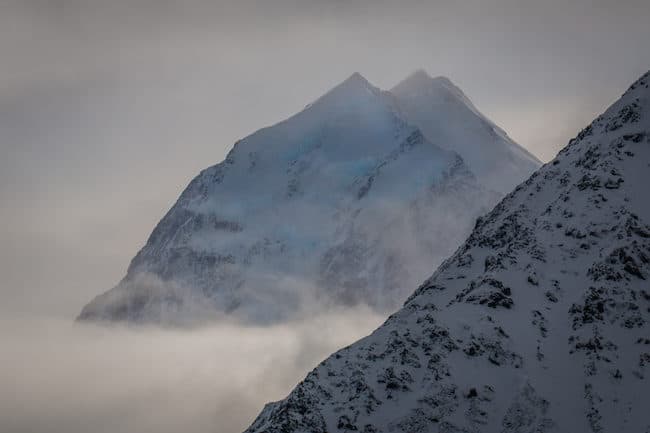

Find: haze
<box><xmin>1</xmin><ymin>1</ymin><xmax>649</xmax><ymax>432</ymax></box>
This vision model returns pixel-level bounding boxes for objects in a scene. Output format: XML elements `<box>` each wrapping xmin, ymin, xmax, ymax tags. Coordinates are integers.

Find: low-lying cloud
<box><xmin>0</xmin><ymin>309</ymin><xmax>384</xmax><ymax>433</ymax></box>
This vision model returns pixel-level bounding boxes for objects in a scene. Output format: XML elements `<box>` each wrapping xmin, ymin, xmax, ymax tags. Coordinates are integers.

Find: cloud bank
<box><xmin>0</xmin><ymin>309</ymin><xmax>384</xmax><ymax>433</ymax></box>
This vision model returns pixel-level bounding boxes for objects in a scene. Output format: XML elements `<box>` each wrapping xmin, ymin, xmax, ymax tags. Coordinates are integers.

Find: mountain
<box><xmin>392</xmin><ymin>70</ymin><xmax>541</xmax><ymax>194</ymax></box>
<box><xmin>78</xmin><ymin>72</ymin><xmax>538</xmax><ymax>325</ymax></box>
<box><xmin>244</xmin><ymin>71</ymin><xmax>650</xmax><ymax>432</ymax></box>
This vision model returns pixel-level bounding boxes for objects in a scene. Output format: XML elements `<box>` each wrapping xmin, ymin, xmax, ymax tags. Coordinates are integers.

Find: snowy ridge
<box><xmin>392</xmin><ymin>70</ymin><xmax>541</xmax><ymax>194</ymax></box>
<box><xmin>78</xmin><ymin>71</ymin><xmax>537</xmax><ymax>325</ymax></box>
<box><xmin>244</xmin><ymin>71</ymin><xmax>650</xmax><ymax>432</ymax></box>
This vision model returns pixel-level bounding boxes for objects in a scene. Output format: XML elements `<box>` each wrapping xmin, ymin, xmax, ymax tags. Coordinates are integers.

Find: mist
<box><xmin>0</xmin><ymin>309</ymin><xmax>384</xmax><ymax>433</ymax></box>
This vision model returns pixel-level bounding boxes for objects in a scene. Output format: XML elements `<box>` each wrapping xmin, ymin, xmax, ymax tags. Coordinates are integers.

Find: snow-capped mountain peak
<box><xmin>78</xmin><ymin>71</ymin><xmax>538</xmax><ymax>325</ymax></box>
<box><xmin>393</xmin><ymin>70</ymin><xmax>462</xmax><ymax>101</ymax></box>
<box><xmin>392</xmin><ymin>69</ymin><xmax>541</xmax><ymax>194</ymax></box>
<box><xmin>303</xmin><ymin>72</ymin><xmax>384</xmax><ymax>114</ymax></box>
<box><xmin>341</xmin><ymin>71</ymin><xmax>374</xmax><ymax>89</ymax></box>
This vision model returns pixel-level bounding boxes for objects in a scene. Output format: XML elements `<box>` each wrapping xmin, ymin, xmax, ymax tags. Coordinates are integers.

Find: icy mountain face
<box><xmin>78</xmin><ymin>72</ymin><xmax>530</xmax><ymax>324</ymax></box>
<box><xmin>392</xmin><ymin>70</ymin><xmax>541</xmax><ymax>194</ymax></box>
<box><xmin>245</xmin><ymin>72</ymin><xmax>650</xmax><ymax>432</ymax></box>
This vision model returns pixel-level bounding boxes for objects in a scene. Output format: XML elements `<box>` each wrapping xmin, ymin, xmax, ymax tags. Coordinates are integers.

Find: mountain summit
<box><xmin>78</xmin><ymin>71</ymin><xmax>539</xmax><ymax>325</ymax></box>
<box><xmin>245</xmin><ymin>71</ymin><xmax>650</xmax><ymax>432</ymax></box>
<box><xmin>392</xmin><ymin>70</ymin><xmax>541</xmax><ymax>193</ymax></box>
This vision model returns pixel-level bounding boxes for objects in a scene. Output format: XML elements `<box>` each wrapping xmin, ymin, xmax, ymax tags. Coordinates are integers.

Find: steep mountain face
<box><xmin>78</xmin><ymin>72</ymin><xmax>536</xmax><ymax>324</ymax></box>
<box><xmin>245</xmin><ymin>72</ymin><xmax>650</xmax><ymax>432</ymax></box>
<box><xmin>392</xmin><ymin>70</ymin><xmax>540</xmax><ymax>194</ymax></box>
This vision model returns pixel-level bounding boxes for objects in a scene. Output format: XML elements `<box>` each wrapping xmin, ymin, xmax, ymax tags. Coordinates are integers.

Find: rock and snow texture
<box><xmin>244</xmin><ymin>71</ymin><xmax>650</xmax><ymax>432</ymax></box>
<box><xmin>78</xmin><ymin>71</ymin><xmax>538</xmax><ymax>324</ymax></box>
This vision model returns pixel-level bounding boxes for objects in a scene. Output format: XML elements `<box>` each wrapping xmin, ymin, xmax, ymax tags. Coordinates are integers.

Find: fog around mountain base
<box><xmin>0</xmin><ymin>308</ymin><xmax>384</xmax><ymax>433</ymax></box>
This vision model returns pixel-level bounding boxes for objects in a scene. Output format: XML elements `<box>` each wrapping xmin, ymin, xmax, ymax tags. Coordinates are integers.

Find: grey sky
<box><xmin>1</xmin><ymin>0</ymin><xmax>649</xmax><ymax>316</ymax></box>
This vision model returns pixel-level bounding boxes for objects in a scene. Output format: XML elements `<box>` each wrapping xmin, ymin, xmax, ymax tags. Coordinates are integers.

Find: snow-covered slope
<box><xmin>392</xmin><ymin>70</ymin><xmax>541</xmax><ymax>194</ymax></box>
<box><xmin>245</xmin><ymin>72</ymin><xmax>650</xmax><ymax>432</ymax></box>
<box><xmin>78</xmin><ymin>72</ymin><xmax>536</xmax><ymax>325</ymax></box>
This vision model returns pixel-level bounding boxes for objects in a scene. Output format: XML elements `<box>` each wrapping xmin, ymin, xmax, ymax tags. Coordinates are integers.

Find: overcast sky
<box><xmin>1</xmin><ymin>0</ymin><xmax>649</xmax><ymax>316</ymax></box>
